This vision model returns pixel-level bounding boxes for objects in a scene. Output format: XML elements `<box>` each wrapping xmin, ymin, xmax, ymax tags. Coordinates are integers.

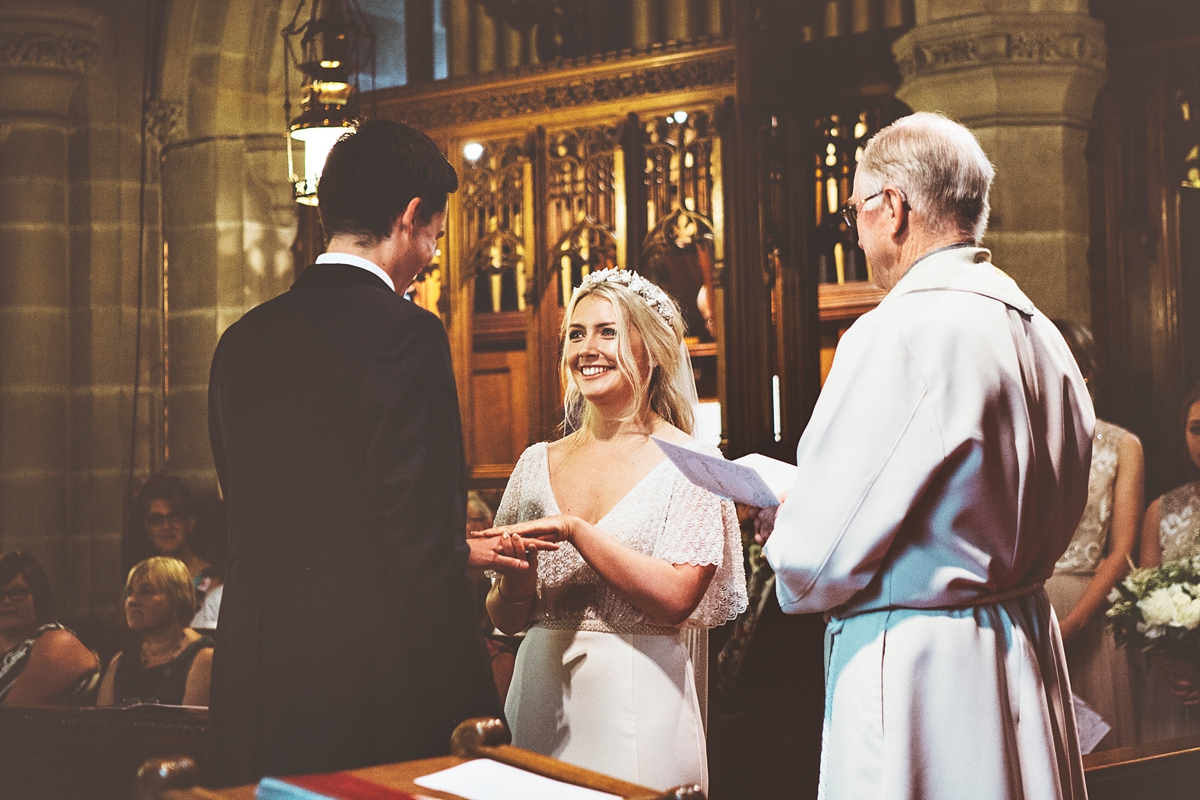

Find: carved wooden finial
<box><xmin>450</xmin><ymin>716</ymin><xmax>511</xmax><ymax>757</ymax></box>
<box><xmin>135</xmin><ymin>756</ymin><xmax>199</xmax><ymax>800</ymax></box>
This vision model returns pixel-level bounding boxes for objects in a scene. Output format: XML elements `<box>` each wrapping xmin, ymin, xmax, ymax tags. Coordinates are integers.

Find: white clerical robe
<box><xmin>764</xmin><ymin>246</ymin><xmax>1094</xmax><ymax>800</ymax></box>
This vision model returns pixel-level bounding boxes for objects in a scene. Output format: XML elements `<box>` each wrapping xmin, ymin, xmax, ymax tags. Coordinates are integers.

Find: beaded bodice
<box><xmin>1054</xmin><ymin>419</ymin><xmax>1125</xmax><ymax>574</ymax></box>
<box><xmin>1159</xmin><ymin>481</ymin><xmax>1200</xmax><ymax>564</ymax></box>
<box><xmin>494</xmin><ymin>441</ymin><xmax>748</xmax><ymax>635</ymax></box>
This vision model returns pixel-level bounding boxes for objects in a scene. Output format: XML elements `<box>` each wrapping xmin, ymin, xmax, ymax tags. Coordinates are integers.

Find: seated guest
<box><xmin>188</xmin><ymin>567</ymin><xmax>224</xmax><ymax>634</ymax></box>
<box><xmin>97</xmin><ymin>557</ymin><xmax>213</xmax><ymax>707</ymax></box>
<box><xmin>1137</xmin><ymin>381</ymin><xmax>1200</xmax><ymax>742</ymax></box>
<box><xmin>127</xmin><ymin>474</ymin><xmax>222</xmax><ymax>629</ymax></box>
<box><xmin>1044</xmin><ymin>320</ymin><xmax>1142</xmax><ymax>748</ymax></box>
<box><xmin>0</xmin><ymin>552</ymin><xmax>100</xmax><ymax>706</ymax></box>
<box><xmin>127</xmin><ymin>474</ymin><xmax>214</xmax><ymax>581</ymax></box>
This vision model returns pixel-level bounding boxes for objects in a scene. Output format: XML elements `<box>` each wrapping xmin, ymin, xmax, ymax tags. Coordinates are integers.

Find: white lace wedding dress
<box><xmin>496</xmin><ymin>440</ymin><xmax>748</xmax><ymax>793</ymax></box>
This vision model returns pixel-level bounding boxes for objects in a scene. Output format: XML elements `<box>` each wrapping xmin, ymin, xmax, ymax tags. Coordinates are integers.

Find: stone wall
<box><xmin>0</xmin><ymin>0</ymin><xmax>294</xmax><ymax>618</ymax></box>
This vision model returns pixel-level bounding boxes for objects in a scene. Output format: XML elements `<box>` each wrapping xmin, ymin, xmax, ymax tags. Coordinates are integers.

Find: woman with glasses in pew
<box><xmin>0</xmin><ymin>551</ymin><xmax>100</xmax><ymax>706</ymax></box>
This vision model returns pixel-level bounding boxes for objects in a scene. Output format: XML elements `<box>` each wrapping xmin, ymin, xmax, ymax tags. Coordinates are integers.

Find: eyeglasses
<box><xmin>840</xmin><ymin>190</ymin><xmax>884</xmax><ymax>230</ymax></box>
<box><xmin>1</xmin><ymin>587</ymin><xmax>32</xmax><ymax>603</ymax></box>
<box><xmin>146</xmin><ymin>512</ymin><xmax>186</xmax><ymax>528</ymax></box>
<box><xmin>841</xmin><ymin>188</ymin><xmax>911</xmax><ymax>229</ymax></box>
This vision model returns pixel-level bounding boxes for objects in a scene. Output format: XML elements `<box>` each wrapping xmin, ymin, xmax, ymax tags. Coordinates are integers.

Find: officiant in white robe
<box><xmin>758</xmin><ymin>113</ymin><xmax>1094</xmax><ymax>800</ymax></box>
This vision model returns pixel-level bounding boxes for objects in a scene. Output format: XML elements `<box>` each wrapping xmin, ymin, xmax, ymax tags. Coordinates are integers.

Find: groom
<box><xmin>208</xmin><ymin>120</ymin><xmax>536</xmax><ymax>787</ymax></box>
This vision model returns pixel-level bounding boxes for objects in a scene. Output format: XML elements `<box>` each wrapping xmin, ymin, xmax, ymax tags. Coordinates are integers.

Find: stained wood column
<box><xmin>406</xmin><ymin>0</ymin><xmax>434</xmax><ymax>84</ymax></box>
<box><xmin>448</xmin><ymin>0</ymin><xmax>472</xmax><ymax>77</ymax></box>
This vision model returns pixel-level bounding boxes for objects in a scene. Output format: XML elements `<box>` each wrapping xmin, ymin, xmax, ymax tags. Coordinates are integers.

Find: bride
<box><xmin>482</xmin><ymin>268</ymin><xmax>747</xmax><ymax>793</ymax></box>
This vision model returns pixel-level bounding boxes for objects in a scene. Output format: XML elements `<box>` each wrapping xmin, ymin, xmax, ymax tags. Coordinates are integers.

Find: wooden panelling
<box><xmin>470</xmin><ymin>348</ymin><xmax>530</xmax><ymax>474</ymax></box>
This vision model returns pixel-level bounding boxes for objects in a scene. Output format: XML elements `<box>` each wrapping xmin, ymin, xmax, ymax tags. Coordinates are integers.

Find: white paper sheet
<box><xmin>732</xmin><ymin>452</ymin><xmax>797</xmax><ymax>500</ymax></box>
<box><xmin>413</xmin><ymin>759</ymin><xmax>622</xmax><ymax>800</ymax></box>
<box><xmin>652</xmin><ymin>437</ymin><xmax>785</xmax><ymax>507</ymax></box>
<box><xmin>1071</xmin><ymin>692</ymin><xmax>1111</xmax><ymax>754</ymax></box>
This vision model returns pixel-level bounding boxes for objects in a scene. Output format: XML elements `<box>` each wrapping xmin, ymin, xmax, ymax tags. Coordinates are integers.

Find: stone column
<box><xmin>892</xmin><ymin>4</ymin><xmax>1105</xmax><ymax>322</ymax></box>
<box><xmin>0</xmin><ymin>3</ymin><xmax>96</xmax><ymax>593</ymax></box>
<box><xmin>160</xmin><ymin>132</ymin><xmax>295</xmax><ymax>491</ymax></box>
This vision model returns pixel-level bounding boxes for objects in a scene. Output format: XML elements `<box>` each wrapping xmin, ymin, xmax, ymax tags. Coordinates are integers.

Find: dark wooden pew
<box><xmin>1083</xmin><ymin>734</ymin><xmax>1200</xmax><ymax>800</ymax></box>
<box><xmin>0</xmin><ymin>705</ymin><xmax>207</xmax><ymax>800</ymax></box>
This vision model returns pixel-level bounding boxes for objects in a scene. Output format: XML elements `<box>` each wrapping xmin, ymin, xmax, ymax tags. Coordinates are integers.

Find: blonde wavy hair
<box><xmin>560</xmin><ymin>278</ymin><xmax>694</xmax><ymax>436</ymax></box>
<box><xmin>125</xmin><ymin>556</ymin><xmax>196</xmax><ymax>626</ymax></box>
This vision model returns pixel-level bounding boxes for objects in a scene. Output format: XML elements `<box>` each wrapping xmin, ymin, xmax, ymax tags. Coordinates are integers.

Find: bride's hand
<box><xmin>479</xmin><ymin>516</ymin><xmax>578</xmax><ymax>545</ymax></box>
<box><xmin>467</xmin><ymin>530</ymin><xmax>558</xmax><ymax>572</ymax></box>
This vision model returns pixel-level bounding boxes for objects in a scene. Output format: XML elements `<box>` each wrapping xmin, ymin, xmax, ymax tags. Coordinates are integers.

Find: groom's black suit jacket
<box><xmin>207</xmin><ymin>263</ymin><xmax>500</xmax><ymax>788</ymax></box>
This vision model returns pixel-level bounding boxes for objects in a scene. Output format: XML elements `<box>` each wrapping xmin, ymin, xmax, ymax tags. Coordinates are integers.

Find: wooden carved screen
<box><xmin>811</xmin><ymin>102</ymin><xmax>906</xmax><ymax>384</ymax></box>
<box><xmin>459</xmin><ymin>137</ymin><xmax>534</xmax><ymax>481</ymax></box>
<box><xmin>1087</xmin><ymin>11</ymin><xmax>1200</xmax><ymax>498</ymax></box>
<box><xmin>365</xmin><ymin>40</ymin><xmax>740</xmax><ymax>485</ymax></box>
<box><xmin>544</xmin><ymin>124</ymin><xmax>624</xmax><ymax>307</ymax></box>
<box><xmin>639</xmin><ymin>109</ymin><xmax>724</xmax><ymax>443</ymax></box>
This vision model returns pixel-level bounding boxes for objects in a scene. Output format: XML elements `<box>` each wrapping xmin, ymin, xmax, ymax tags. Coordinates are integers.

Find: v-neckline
<box><xmin>540</xmin><ymin>440</ymin><xmax>683</xmax><ymax>528</ymax></box>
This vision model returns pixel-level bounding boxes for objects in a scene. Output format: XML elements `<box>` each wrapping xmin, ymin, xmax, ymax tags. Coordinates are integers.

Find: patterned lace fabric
<box><xmin>1054</xmin><ymin>419</ymin><xmax>1125</xmax><ymax>574</ymax></box>
<box><xmin>1159</xmin><ymin>481</ymin><xmax>1200</xmax><ymax>564</ymax></box>
<box><xmin>494</xmin><ymin>440</ymin><xmax>748</xmax><ymax>635</ymax></box>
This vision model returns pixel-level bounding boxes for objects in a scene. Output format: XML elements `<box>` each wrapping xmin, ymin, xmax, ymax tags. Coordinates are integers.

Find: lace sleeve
<box><xmin>485</xmin><ymin>445</ymin><xmax>541</xmax><ymax>584</ymax></box>
<box><xmin>493</xmin><ymin>444</ymin><xmax>540</xmax><ymax>527</ymax></box>
<box><xmin>654</xmin><ymin>463</ymin><xmax>749</xmax><ymax>629</ymax></box>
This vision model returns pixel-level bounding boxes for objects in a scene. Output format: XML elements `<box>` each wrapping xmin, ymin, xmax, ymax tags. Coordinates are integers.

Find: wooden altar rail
<box><xmin>449</xmin><ymin>717</ymin><xmax>701</xmax><ymax>799</ymax></box>
<box><xmin>2</xmin><ymin>704</ymin><xmax>1199</xmax><ymax>800</ymax></box>
<box><xmin>138</xmin><ymin>717</ymin><xmax>702</xmax><ymax>800</ymax></box>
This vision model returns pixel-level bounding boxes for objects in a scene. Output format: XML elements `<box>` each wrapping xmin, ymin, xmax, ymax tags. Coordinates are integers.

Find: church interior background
<box><xmin>0</xmin><ymin>0</ymin><xmax>1197</xmax><ymax>792</ymax></box>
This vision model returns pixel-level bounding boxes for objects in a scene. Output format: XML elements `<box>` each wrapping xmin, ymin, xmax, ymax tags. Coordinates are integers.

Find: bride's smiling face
<box><xmin>566</xmin><ymin>294</ymin><xmax>649</xmax><ymax>409</ymax></box>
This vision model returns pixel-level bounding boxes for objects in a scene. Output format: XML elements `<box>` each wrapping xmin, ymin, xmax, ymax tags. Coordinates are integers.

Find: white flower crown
<box><xmin>572</xmin><ymin>268</ymin><xmax>675</xmax><ymax>323</ymax></box>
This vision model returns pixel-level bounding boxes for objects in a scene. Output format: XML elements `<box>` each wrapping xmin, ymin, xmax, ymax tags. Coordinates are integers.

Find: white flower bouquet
<box><xmin>1107</xmin><ymin>556</ymin><xmax>1200</xmax><ymax>659</ymax></box>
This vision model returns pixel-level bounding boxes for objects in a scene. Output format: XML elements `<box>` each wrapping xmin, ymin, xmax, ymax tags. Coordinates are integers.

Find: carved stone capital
<box><xmin>894</xmin><ymin>13</ymin><xmax>1105</xmax><ymax>80</ymax></box>
<box><xmin>144</xmin><ymin>99</ymin><xmax>183</xmax><ymax>147</ymax></box>
<box><xmin>893</xmin><ymin>12</ymin><xmax>1106</xmax><ymax>130</ymax></box>
<box><xmin>0</xmin><ymin>30</ymin><xmax>95</xmax><ymax>73</ymax></box>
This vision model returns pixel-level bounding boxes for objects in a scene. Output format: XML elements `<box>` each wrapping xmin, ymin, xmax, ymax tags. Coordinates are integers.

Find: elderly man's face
<box><xmin>851</xmin><ymin>174</ymin><xmax>914</xmax><ymax>290</ymax></box>
<box><xmin>850</xmin><ymin>175</ymin><xmax>887</xmax><ymax>273</ymax></box>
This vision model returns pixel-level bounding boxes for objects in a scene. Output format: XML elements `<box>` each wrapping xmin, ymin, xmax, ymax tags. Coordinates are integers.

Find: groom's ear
<box><xmin>394</xmin><ymin>197</ymin><xmax>422</xmax><ymax>238</ymax></box>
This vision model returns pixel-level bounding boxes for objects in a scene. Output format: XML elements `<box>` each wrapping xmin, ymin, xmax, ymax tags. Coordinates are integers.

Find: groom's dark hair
<box><xmin>318</xmin><ymin>119</ymin><xmax>458</xmax><ymax>246</ymax></box>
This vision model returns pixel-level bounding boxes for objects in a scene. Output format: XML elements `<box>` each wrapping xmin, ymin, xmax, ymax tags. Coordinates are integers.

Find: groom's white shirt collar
<box><xmin>316</xmin><ymin>252</ymin><xmax>396</xmax><ymax>293</ymax></box>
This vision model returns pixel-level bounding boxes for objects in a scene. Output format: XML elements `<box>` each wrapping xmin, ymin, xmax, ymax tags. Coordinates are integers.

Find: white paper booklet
<box><xmin>413</xmin><ymin>758</ymin><xmax>621</xmax><ymax>800</ymax></box>
<box><xmin>652</xmin><ymin>437</ymin><xmax>796</xmax><ymax>507</ymax></box>
<box><xmin>1071</xmin><ymin>693</ymin><xmax>1111</xmax><ymax>754</ymax></box>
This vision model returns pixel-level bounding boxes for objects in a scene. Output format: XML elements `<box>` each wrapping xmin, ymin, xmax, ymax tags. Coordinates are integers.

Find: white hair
<box><xmin>855</xmin><ymin>112</ymin><xmax>995</xmax><ymax>243</ymax></box>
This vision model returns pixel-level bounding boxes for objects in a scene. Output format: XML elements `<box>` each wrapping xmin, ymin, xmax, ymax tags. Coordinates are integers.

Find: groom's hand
<box><xmin>737</xmin><ymin>491</ymin><xmax>786</xmax><ymax>545</ymax></box>
<box><xmin>752</xmin><ymin>505</ymin><xmax>779</xmax><ymax>545</ymax></box>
